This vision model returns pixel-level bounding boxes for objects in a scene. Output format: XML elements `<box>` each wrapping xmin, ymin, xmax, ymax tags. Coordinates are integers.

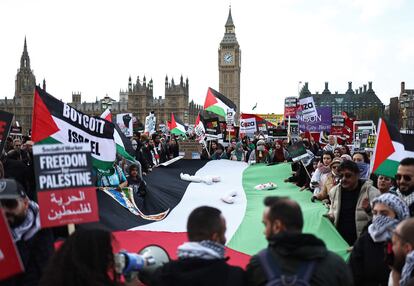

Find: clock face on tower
<box><xmin>223</xmin><ymin>52</ymin><xmax>233</xmax><ymax>64</ymax></box>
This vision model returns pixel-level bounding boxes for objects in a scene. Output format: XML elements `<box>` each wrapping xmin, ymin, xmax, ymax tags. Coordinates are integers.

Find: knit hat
<box><xmin>372</xmin><ymin>193</ymin><xmax>410</xmax><ymax>221</ymax></box>
<box><xmin>340</xmin><ymin>154</ymin><xmax>352</xmax><ymax>161</ymax></box>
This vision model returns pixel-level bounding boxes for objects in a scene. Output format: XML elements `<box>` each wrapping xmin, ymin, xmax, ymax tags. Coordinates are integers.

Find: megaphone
<box><xmin>114</xmin><ymin>245</ymin><xmax>170</xmax><ymax>276</ymax></box>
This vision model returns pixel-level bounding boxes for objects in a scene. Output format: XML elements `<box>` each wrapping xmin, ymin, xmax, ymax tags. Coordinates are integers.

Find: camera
<box><xmin>114</xmin><ymin>245</ymin><xmax>170</xmax><ymax>276</ymax></box>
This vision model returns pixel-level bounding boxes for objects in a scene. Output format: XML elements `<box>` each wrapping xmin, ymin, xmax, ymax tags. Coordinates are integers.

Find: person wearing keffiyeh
<box><xmin>395</xmin><ymin>158</ymin><xmax>414</xmax><ymax>217</ymax></box>
<box><xmin>147</xmin><ymin>206</ymin><xmax>246</xmax><ymax>286</ymax></box>
<box><xmin>349</xmin><ymin>193</ymin><xmax>409</xmax><ymax>286</ymax></box>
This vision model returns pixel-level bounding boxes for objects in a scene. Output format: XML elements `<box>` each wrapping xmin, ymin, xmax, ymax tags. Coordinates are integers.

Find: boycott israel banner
<box><xmin>33</xmin><ymin>144</ymin><xmax>99</xmax><ymax>228</ymax></box>
<box><xmin>31</xmin><ymin>86</ymin><xmax>116</xmax><ymax>171</ymax></box>
<box><xmin>298</xmin><ymin>96</ymin><xmax>318</xmax><ymax>120</ymax></box>
<box><xmin>0</xmin><ymin>211</ymin><xmax>24</xmax><ymax>280</ymax></box>
<box><xmin>0</xmin><ymin>110</ymin><xmax>14</xmax><ymax>154</ymax></box>
<box><xmin>298</xmin><ymin>107</ymin><xmax>332</xmax><ymax>132</ymax></box>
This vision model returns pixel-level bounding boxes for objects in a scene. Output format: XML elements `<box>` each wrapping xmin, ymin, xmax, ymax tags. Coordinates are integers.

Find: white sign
<box><xmin>116</xmin><ymin>113</ymin><xmax>133</xmax><ymax>137</ymax></box>
<box><xmin>144</xmin><ymin>113</ymin><xmax>156</xmax><ymax>136</ymax></box>
<box><xmin>240</xmin><ymin>117</ymin><xmax>257</xmax><ymax>133</ymax></box>
<box><xmin>226</xmin><ymin>108</ymin><xmax>235</xmax><ymax>126</ymax></box>
<box><xmin>298</xmin><ymin>97</ymin><xmax>318</xmax><ymax>120</ymax></box>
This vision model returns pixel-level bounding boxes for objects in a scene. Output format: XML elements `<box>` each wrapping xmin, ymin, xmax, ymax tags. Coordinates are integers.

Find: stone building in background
<box><xmin>0</xmin><ymin>38</ymin><xmax>38</xmax><ymax>134</ymax></box>
<box><xmin>299</xmin><ymin>81</ymin><xmax>384</xmax><ymax>123</ymax></box>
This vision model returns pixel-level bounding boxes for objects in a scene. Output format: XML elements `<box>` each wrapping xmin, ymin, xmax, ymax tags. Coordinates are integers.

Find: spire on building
<box><xmin>221</xmin><ymin>6</ymin><xmax>238</xmax><ymax>44</ymax></box>
<box><xmin>43</xmin><ymin>78</ymin><xmax>46</xmax><ymax>91</ymax></box>
<box><xmin>20</xmin><ymin>36</ymin><xmax>31</xmax><ymax>70</ymax></box>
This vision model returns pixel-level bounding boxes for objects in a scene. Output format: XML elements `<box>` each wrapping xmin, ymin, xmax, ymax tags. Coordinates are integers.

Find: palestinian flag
<box><xmin>32</xmin><ymin>87</ymin><xmax>116</xmax><ymax>170</ymax></box>
<box><xmin>371</xmin><ymin>118</ymin><xmax>414</xmax><ymax>177</ymax></box>
<box><xmin>204</xmin><ymin>87</ymin><xmax>237</xmax><ymax>117</ymax></box>
<box><xmin>100</xmin><ymin>109</ymin><xmax>136</xmax><ymax>162</ymax></box>
<box><xmin>83</xmin><ymin>160</ymin><xmax>350</xmax><ymax>268</ymax></box>
<box><xmin>170</xmin><ymin>113</ymin><xmax>187</xmax><ymax>136</ymax></box>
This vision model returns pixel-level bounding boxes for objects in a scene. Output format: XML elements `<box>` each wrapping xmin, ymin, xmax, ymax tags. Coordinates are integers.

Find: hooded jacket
<box><xmin>246</xmin><ymin>232</ymin><xmax>352</xmax><ymax>286</ymax></box>
<box><xmin>148</xmin><ymin>258</ymin><xmax>246</xmax><ymax>286</ymax></box>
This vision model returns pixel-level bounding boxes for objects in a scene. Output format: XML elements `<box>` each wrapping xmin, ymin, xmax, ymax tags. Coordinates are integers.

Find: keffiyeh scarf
<box><xmin>11</xmin><ymin>201</ymin><xmax>41</xmax><ymax>242</ymax></box>
<box><xmin>397</xmin><ymin>190</ymin><xmax>414</xmax><ymax>208</ymax></box>
<box><xmin>400</xmin><ymin>251</ymin><xmax>414</xmax><ymax>286</ymax></box>
<box><xmin>368</xmin><ymin>215</ymin><xmax>399</xmax><ymax>242</ymax></box>
<box><xmin>177</xmin><ymin>240</ymin><xmax>225</xmax><ymax>260</ymax></box>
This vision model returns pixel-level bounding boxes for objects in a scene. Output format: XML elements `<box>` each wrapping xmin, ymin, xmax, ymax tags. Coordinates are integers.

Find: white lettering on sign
<box><xmin>63</xmin><ymin>104</ymin><xmax>105</xmax><ymax>134</ymax></box>
<box><xmin>39</xmin><ymin>172</ymin><xmax>92</xmax><ymax>189</ymax></box>
<box><xmin>39</xmin><ymin>154</ymin><xmax>88</xmax><ymax>169</ymax></box>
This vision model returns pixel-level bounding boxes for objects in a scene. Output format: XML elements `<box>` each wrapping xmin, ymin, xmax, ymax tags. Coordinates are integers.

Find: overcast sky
<box><xmin>1</xmin><ymin>0</ymin><xmax>414</xmax><ymax>114</ymax></box>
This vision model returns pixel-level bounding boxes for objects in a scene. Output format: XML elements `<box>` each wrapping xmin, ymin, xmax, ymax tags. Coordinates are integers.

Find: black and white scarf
<box><xmin>400</xmin><ymin>251</ymin><xmax>414</xmax><ymax>286</ymax></box>
<box><xmin>397</xmin><ymin>190</ymin><xmax>414</xmax><ymax>207</ymax></box>
<box><xmin>11</xmin><ymin>201</ymin><xmax>41</xmax><ymax>242</ymax></box>
<box><xmin>368</xmin><ymin>215</ymin><xmax>399</xmax><ymax>242</ymax></box>
<box><xmin>177</xmin><ymin>240</ymin><xmax>225</xmax><ymax>260</ymax></box>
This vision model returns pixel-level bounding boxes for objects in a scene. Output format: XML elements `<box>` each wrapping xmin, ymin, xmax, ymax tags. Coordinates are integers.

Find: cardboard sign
<box><xmin>287</xmin><ymin>141</ymin><xmax>309</xmax><ymax>162</ymax></box>
<box><xmin>33</xmin><ymin>144</ymin><xmax>99</xmax><ymax>228</ymax></box>
<box><xmin>298</xmin><ymin>97</ymin><xmax>318</xmax><ymax>120</ymax></box>
<box><xmin>0</xmin><ymin>111</ymin><xmax>14</xmax><ymax>154</ymax></box>
<box><xmin>0</xmin><ymin>210</ymin><xmax>24</xmax><ymax>280</ymax></box>
<box><xmin>178</xmin><ymin>140</ymin><xmax>202</xmax><ymax>159</ymax></box>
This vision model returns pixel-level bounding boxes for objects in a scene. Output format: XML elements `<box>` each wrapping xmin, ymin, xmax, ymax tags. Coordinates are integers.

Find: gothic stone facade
<box><xmin>0</xmin><ymin>38</ymin><xmax>37</xmax><ymax>134</ymax></box>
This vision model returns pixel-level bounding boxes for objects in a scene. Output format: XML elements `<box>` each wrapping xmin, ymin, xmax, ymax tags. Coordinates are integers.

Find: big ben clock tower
<box><xmin>219</xmin><ymin>7</ymin><xmax>241</xmax><ymax>117</ymax></box>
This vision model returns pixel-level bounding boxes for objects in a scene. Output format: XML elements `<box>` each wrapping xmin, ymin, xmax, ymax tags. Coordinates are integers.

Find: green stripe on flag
<box><xmin>227</xmin><ymin>163</ymin><xmax>350</xmax><ymax>260</ymax></box>
<box><xmin>116</xmin><ymin>144</ymin><xmax>136</xmax><ymax>162</ymax></box>
<box><xmin>374</xmin><ymin>159</ymin><xmax>400</xmax><ymax>178</ymax></box>
<box><xmin>206</xmin><ymin>105</ymin><xmax>226</xmax><ymax>117</ymax></box>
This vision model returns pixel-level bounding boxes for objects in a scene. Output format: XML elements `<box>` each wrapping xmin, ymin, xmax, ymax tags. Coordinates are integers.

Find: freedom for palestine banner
<box><xmin>31</xmin><ymin>86</ymin><xmax>116</xmax><ymax>171</ymax></box>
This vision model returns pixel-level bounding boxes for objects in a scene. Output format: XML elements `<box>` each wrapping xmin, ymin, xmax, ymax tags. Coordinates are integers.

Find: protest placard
<box><xmin>287</xmin><ymin>141</ymin><xmax>309</xmax><ymax>162</ymax></box>
<box><xmin>0</xmin><ymin>111</ymin><xmax>14</xmax><ymax>153</ymax></box>
<box><xmin>0</xmin><ymin>211</ymin><xmax>24</xmax><ymax>280</ymax></box>
<box><xmin>298</xmin><ymin>97</ymin><xmax>318</xmax><ymax>120</ymax></box>
<box><xmin>33</xmin><ymin>144</ymin><xmax>99</xmax><ymax>228</ymax></box>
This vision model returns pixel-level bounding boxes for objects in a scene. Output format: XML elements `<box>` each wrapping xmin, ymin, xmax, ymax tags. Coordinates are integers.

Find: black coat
<box><xmin>147</xmin><ymin>258</ymin><xmax>246</xmax><ymax>286</ymax></box>
<box><xmin>349</xmin><ymin>230</ymin><xmax>390</xmax><ymax>286</ymax></box>
<box><xmin>246</xmin><ymin>232</ymin><xmax>353</xmax><ymax>286</ymax></box>
<box><xmin>0</xmin><ymin>228</ymin><xmax>54</xmax><ymax>286</ymax></box>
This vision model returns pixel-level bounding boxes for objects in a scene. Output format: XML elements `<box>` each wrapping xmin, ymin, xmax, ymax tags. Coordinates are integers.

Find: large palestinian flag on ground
<box><xmin>83</xmin><ymin>160</ymin><xmax>349</xmax><ymax>267</ymax></box>
<box><xmin>32</xmin><ymin>86</ymin><xmax>116</xmax><ymax>170</ymax></box>
<box><xmin>204</xmin><ymin>87</ymin><xmax>237</xmax><ymax>117</ymax></box>
<box><xmin>371</xmin><ymin>118</ymin><xmax>414</xmax><ymax>177</ymax></box>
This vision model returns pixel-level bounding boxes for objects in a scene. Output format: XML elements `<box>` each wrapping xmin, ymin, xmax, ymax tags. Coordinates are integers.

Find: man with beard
<box><xmin>327</xmin><ymin>160</ymin><xmax>380</xmax><ymax>245</ymax></box>
<box><xmin>152</xmin><ymin>133</ymin><xmax>169</xmax><ymax>163</ymax></box>
<box><xmin>395</xmin><ymin>158</ymin><xmax>414</xmax><ymax>217</ymax></box>
<box><xmin>0</xmin><ymin>179</ymin><xmax>54</xmax><ymax>286</ymax></box>
<box><xmin>390</xmin><ymin>218</ymin><xmax>414</xmax><ymax>286</ymax></box>
<box><xmin>246</xmin><ymin>197</ymin><xmax>352</xmax><ymax>286</ymax></box>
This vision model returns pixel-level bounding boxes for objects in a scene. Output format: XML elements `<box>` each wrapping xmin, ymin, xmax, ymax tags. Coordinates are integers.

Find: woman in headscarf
<box><xmin>349</xmin><ymin>193</ymin><xmax>410</xmax><ymax>286</ymax></box>
<box><xmin>248</xmin><ymin>139</ymin><xmax>269</xmax><ymax>164</ymax></box>
<box><xmin>230</xmin><ymin>142</ymin><xmax>247</xmax><ymax>162</ymax></box>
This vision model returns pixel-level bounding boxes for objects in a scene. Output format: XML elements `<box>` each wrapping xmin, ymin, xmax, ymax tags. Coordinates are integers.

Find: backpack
<box><xmin>258</xmin><ymin>249</ymin><xmax>316</xmax><ymax>286</ymax></box>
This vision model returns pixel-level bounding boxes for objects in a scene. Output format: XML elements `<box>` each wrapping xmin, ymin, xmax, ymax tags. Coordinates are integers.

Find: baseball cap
<box><xmin>0</xmin><ymin>179</ymin><xmax>26</xmax><ymax>199</ymax></box>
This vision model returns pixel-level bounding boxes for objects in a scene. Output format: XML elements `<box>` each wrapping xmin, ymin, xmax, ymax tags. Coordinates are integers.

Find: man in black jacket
<box><xmin>246</xmin><ymin>196</ymin><xmax>352</xmax><ymax>286</ymax></box>
<box><xmin>147</xmin><ymin>206</ymin><xmax>245</xmax><ymax>286</ymax></box>
<box><xmin>0</xmin><ymin>179</ymin><xmax>54</xmax><ymax>286</ymax></box>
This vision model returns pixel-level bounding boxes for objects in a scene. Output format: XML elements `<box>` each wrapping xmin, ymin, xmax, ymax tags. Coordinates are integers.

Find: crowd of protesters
<box><xmin>2</xmin><ymin>131</ymin><xmax>414</xmax><ymax>286</ymax></box>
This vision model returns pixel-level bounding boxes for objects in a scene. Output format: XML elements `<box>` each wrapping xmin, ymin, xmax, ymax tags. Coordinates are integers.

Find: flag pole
<box><xmin>287</xmin><ymin>116</ymin><xmax>291</xmax><ymax>144</ymax></box>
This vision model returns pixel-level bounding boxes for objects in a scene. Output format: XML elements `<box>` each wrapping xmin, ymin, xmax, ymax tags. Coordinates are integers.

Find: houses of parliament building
<box><xmin>0</xmin><ymin>8</ymin><xmax>241</xmax><ymax>134</ymax></box>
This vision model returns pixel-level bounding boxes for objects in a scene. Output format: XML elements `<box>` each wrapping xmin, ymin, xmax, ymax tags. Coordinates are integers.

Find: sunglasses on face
<box><xmin>395</xmin><ymin>174</ymin><xmax>412</xmax><ymax>182</ymax></box>
<box><xmin>0</xmin><ymin>199</ymin><xmax>19</xmax><ymax>209</ymax></box>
